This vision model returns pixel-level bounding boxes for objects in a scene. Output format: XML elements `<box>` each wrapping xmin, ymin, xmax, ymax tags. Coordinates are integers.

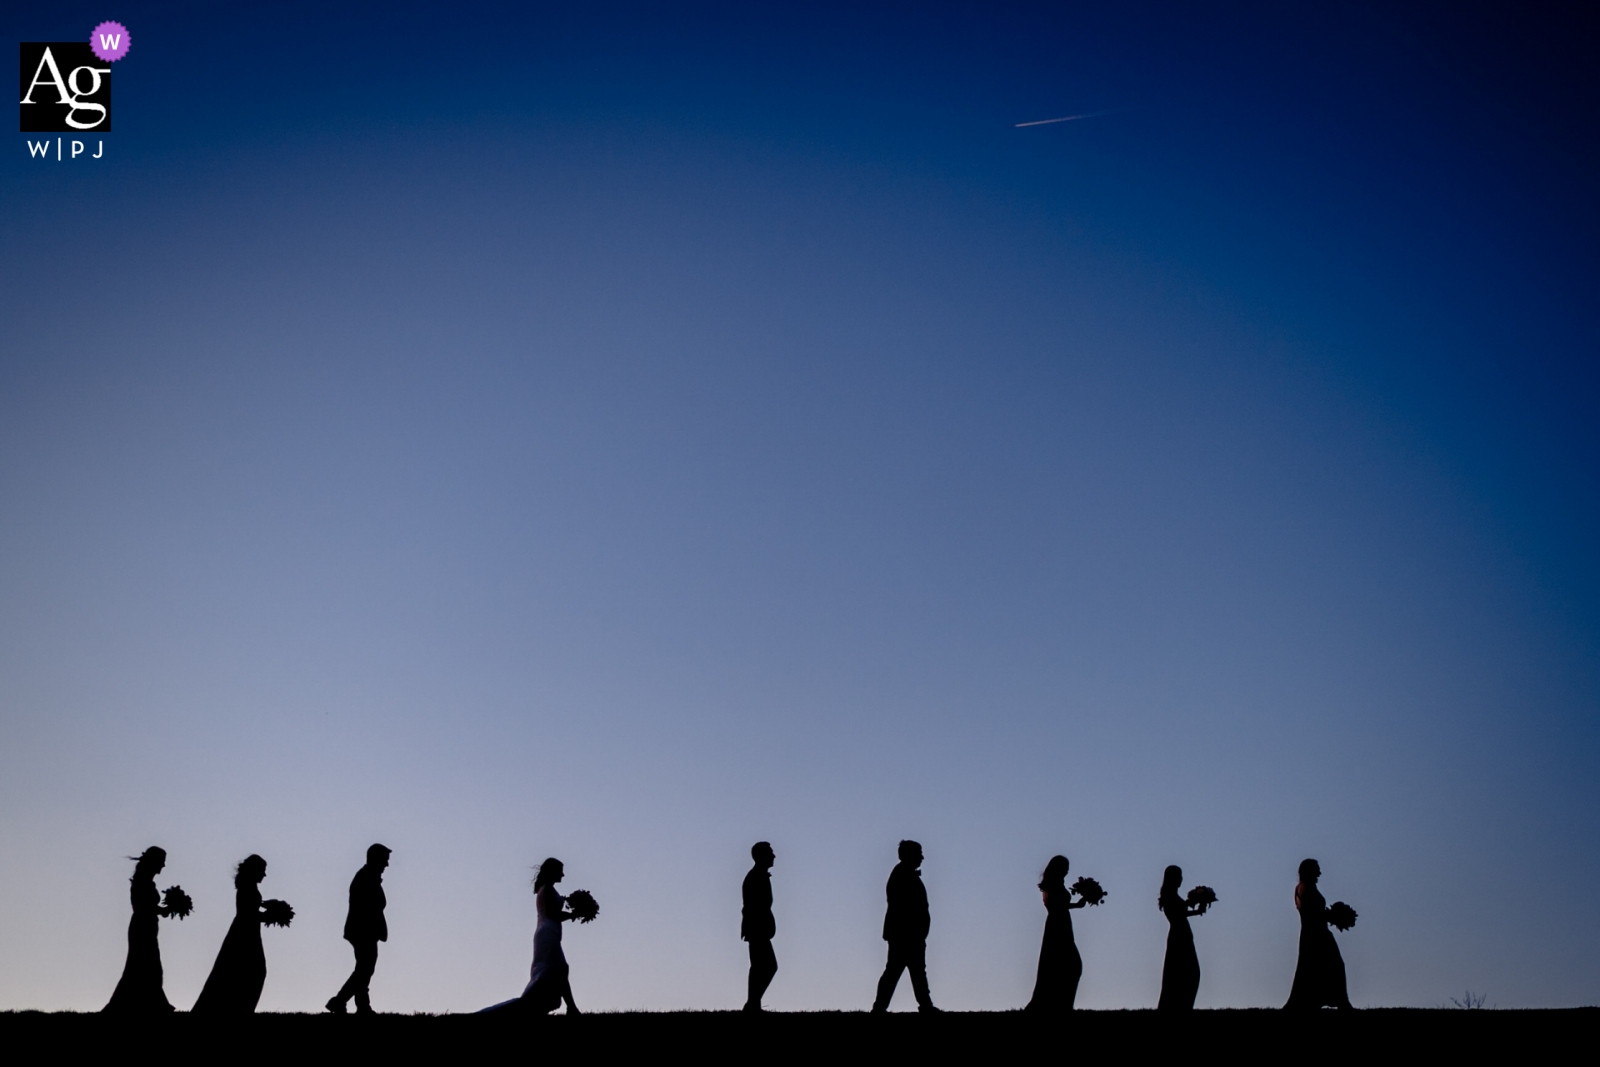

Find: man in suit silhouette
<box><xmin>326</xmin><ymin>843</ymin><xmax>390</xmax><ymax>1014</ymax></box>
<box><xmin>742</xmin><ymin>841</ymin><xmax>778</xmax><ymax>1012</ymax></box>
<box><xmin>872</xmin><ymin>839</ymin><xmax>940</xmax><ymax>1013</ymax></box>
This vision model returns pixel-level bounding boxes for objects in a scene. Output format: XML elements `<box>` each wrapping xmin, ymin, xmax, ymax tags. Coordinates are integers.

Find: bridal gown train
<box><xmin>521</xmin><ymin>885</ymin><xmax>570</xmax><ymax>1013</ymax></box>
<box><xmin>483</xmin><ymin>885</ymin><xmax>569</xmax><ymax>1014</ymax></box>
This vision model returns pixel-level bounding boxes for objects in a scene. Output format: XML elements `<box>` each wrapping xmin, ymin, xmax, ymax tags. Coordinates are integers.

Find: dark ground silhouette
<box><xmin>327</xmin><ymin>844</ymin><xmax>390</xmax><ymax>1015</ymax></box>
<box><xmin>741</xmin><ymin>842</ymin><xmax>777</xmax><ymax>1013</ymax></box>
<box><xmin>1285</xmin><ymin>859</ymin><xmax>1354</xmax><ymax>1011</ymax></box>
<box><xmin>192</xmin><ymin>855</ymin><xmax>292</xmax><ymax>1014</ymax></box>
<box><xmin>1025</xmin><ymin>855</ymin><xmax>1089</xmax><ymax>1014</ymax></box>
<box><xmin>7</xmin><ymin>1009</ymin><xmax>1591</xmax><ymax>1065</ymax></box>
<box><xmin>871</xmin><ymin>840</ymin><xmax>938</xmax><ymax>1013</ymax></box>
<box><xmin>102</xmin><ymin>847</ymin><xmax>182</xmax><ymax>1014</ymax></box>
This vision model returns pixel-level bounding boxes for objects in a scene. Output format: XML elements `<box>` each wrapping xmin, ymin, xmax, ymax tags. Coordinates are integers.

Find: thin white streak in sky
<box><xmin>1013</xmin><ymin>109</ymin><xmax>1115</xmax><ymax>128</ymax></box>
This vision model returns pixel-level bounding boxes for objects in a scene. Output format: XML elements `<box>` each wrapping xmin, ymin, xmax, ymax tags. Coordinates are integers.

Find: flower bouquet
<box><xmin>1071</xmin><ymin>876</ymin><xmax>1107</xmax><ymax>906</ymax></box>
<box><xmin>1185</xmin><ymin>885</ymin><xmax>1218</xmax><ymax>913</ymax></box>
<box><xmin>161</xmin><ymin>885</ymin><xmax>194</xmax><ymax>919</ymax></box>
<box><xmin>1327</xmin><ymin>901</ymin><xmax>1357</xmax><ymax>932</ymax></box>
<box><xmin>261</xmin><ymin>899</ymin><xmax>295</xmax><ymax>927</ymax></box>
<box><xmin>565</xmin><ymin>889</ymin><xmax>599</xmax><ymax>923</ymax></box>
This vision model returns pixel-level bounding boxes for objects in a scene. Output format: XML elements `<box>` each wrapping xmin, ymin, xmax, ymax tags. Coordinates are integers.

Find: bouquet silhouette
<box><xmin>261</xmin><ymin>899</ymin><xmax>295</xmax><ymax>927</ymax></box>
<box><xmin>1071</xmin><ymin>877</ymin><xmax>1107</xmax><ymax>906</ymax></box>
<box><xmin>161</xmin><ymin>886</ymin><xmax>193</xmax><ymax>919</ymax></box>
<box><xmin>1185</xmin><ymin>885</ymin><xmax>1217</xmax><ymax>913</ymax></box>
<box><xmin>565</xmin><ymin>890</ymin><xmax>599</xmax><ymax>923</ymax></box>
<box><xmin>1327</xmin><ymin>901</ymin><xmax>1357</xmax><ymax>932</ymax></box>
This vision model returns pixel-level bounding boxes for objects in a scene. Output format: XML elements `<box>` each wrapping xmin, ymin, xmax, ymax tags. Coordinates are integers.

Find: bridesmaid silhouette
<box><xmin>1024</xmin><ymin>855</ymin><xmax>1087</xmax><ymax>1014</ymax></box>
<box><xmin>1284</xmin><ymin>858</ymin><xmax>1353</xmax><ymax>1010</ymax></box>
<box><xmin>192</xmin><ymin>855</ymin><xmax>293</xmax><ymax>1013</ymax></box>
<box><xmin>103</xmin><ymin>847</ymin><xmax>182</xmax><ymax>1013</ymax></box>
<box><xmin>1156</xmin><ymin>865</ymin><xmax>1210</xmax><ymax>1011</ymax></box>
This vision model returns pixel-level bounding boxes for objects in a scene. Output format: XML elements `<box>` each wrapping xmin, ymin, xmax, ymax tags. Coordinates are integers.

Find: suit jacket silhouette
<box><xmin>343</xmin><ymin>864</ymin><xmax>387</xmax><ymax>944</ymax></box>
<box><xmin>882</xmin><ymin>861</ymin><xmax>930</xmax><ymax>943</ymax></box>
<box><xmin>741</xmin><ymin>867</ymin><xmax>775</xmax><ymax>942</ymax></box>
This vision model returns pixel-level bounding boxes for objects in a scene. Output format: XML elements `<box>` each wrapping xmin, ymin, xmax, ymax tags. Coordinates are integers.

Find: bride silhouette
<box><xmin>192</xmin><ymin>854</ymin><xmax>292</xmax><ymax>1013</ymax></box>
<box><xmin>482</xmin><ymin>858</ymin><xmax>585</xmax><ymax>1015</ymax></box>
<box><xmin>103</xmin><ymin>847</ymin><xmax>182</xmax><ymax>1013</ymax></box>
<box><xmin>1284</xmin><ymin>858</ymin><xmax>1353</xmax><ymax>1010</ymax></box>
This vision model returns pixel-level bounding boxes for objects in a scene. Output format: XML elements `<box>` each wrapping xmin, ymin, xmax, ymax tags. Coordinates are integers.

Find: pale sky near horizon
<box><xmin>2</xmin><ymin>2</ymin><xmax>1597</xmax><ymax>1012</ymax></box>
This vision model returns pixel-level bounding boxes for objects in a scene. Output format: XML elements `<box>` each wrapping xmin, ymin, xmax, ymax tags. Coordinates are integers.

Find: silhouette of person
<box><xmin>326</xmin><ymin>843</ymin><xmax>391</xmax><ymax>1014</ymax></box>
<box><xmin>103</xmin><ymin>847</ymin><xmax>178</xmax><ymax>1013</ymax></box>
<box><xmin>1284</xmin><ymin>858</ymin><xmax>1353</xmax><ymax>1010</ymax></box>
<box><xmin>1024</xmin><ymin>855</ymin><xmax>1085</xmax><ymax>1014</ymax></box>
<box><xmin>483</xmin><ymin>858</ymin><xmax>582</xmax><ymax>1015</ymax></box>
<box><xmin>871</xmin><ymin>840</ymin><xmax>940</xmax><ymax>1013</ymax></box>
<box><xmin>1157</xmin><ymin>865</ymin><xmax>1206</xmax><ymax>1011</ymax></box>
<box><xmin>742</xmin><ymin>841</ymin><xmax>777</xmax><ymax>1012</ymax></box>
<box><xmin>192</xmin><ymin>854</ymin><xmax>279</xmax><ymax>1013</ymax></box>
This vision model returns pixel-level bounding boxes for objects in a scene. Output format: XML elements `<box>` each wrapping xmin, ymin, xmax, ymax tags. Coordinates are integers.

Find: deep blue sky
<box><xmin>2</xmin><ymin>2</ymin><xmax>1597</xmax><ymax>1011</ymax></box>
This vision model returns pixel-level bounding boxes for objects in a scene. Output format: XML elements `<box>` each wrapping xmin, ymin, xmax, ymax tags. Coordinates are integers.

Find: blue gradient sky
<box><xmin>2</xmin><ymin>2</ymin><xmax>1597</xmax><ymax>1012</ymax></box>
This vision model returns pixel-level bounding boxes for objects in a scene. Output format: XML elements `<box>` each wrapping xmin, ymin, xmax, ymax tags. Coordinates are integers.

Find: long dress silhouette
<box><xmin>1284</xmin><ymin>859</ymin><xmax>1352</xmax><ymax>1010</ymax></box>
<box><xmin>482</xmin><ymin>858</ymin><xmax>581</xmax><ymax>1015</ymax></box>
<box><xmin>1157</xmin><ymin>867</ymin><xmax>1201</xmax><ymax>1011</ymax></box>
<box><xmin>520</xmin><ymin>882</ymin><xmax>576</xmax><ymax>1014</ymax></box>
<box><xmin>192</xmin><ymin>855</ymin><xmax>277</xmax><ymax>1014</ymax></box>
<box><xmin>103</xmin><ymin>849</ymin><xmax>176</xmax><ymax>1013</ymax></box>
<box><xmin>1025</xmin><ymin>855</ymin><xmax>1086</xmax><ymax>1014</ymax></box>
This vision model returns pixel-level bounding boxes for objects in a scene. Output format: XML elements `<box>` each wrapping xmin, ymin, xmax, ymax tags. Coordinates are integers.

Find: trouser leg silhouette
<box><xmin>333</xmin><ymin>940</ymin><xmax>379</xmax><ymax>1011</ymax></box>
<box><xmin>746</xmin><ymin>939</ymin><xmax>778</xmax><ymax>1010</ymax></box>
<box><xmin>873</xmin><ymin>939</ymin><xmax>933</xmax><ymax>1011</ymax></box>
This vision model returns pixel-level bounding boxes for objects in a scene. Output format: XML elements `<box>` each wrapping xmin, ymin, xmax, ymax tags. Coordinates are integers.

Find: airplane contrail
<box><xmin>1013</xmin><ymin>109</ymin><xmax>1116</xmax><ymax>128</ymax></box>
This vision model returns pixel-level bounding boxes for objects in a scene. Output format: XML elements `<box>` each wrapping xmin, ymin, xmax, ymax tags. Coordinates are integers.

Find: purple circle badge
<box><xmin>90</xmin><ymin>21</ymin><xmax>131</xmax><ymax>62</ymax></box>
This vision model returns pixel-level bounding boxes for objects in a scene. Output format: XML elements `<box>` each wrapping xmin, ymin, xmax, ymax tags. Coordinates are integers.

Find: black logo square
<box><xmin>20</xmin><ymin>43</ymin><xmax>112</xmax><ymax>132</ymax></box>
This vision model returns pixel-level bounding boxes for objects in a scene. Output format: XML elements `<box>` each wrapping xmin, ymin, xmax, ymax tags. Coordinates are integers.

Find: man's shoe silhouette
<box><xmin>919</xmin><ymin>1003</ymin><xmax>943</xmax><ymax>1013</ymax></box>
<box><xmin>325</xmin><ymin>997</ymin><xmax>347</xmax><ymax>1014</ymax></box>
